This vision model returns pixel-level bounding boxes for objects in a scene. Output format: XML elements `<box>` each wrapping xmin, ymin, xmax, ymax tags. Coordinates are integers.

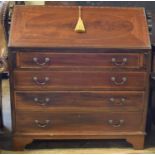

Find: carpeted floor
<box><xmin>1</xmin><ymin>79</ymin><xmax>155</xmax><ymax>154</ymax></box>
<box><xmin>1</xmin><ymin>148</ymin><xmax>155</xmax><ymax>154</ymax></box>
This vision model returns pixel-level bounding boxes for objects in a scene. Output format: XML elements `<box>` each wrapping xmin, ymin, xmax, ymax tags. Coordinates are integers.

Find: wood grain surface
<box><xmin>9</xmin><ymin>6</ymin><xmax>151</xmax><ymax>49</ymax></box>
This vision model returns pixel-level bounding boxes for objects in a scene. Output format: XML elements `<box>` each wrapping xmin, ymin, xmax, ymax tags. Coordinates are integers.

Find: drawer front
<box><xmin>14</xmin><ymin>71</ymin><xmax>146</xmax><ymax>91</ymax></box>
<box><xmin>15</xmin><ymin>111</ymin><xmax>143</xmax><ymax>134</ymax></box>
<box><xmin>16</xmin><ymin>52</ymin><xmax>145</xmax><ymax>69</ymax></box>
<box><xmin>15</xmin><ymin>91</ymin><xmax>145</xmax><ymax>111</ymax></box>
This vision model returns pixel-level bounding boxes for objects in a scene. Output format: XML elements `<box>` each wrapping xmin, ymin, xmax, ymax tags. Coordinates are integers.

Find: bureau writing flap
<box><xmin>9</xmin><ymin>6</ymin><xmax>151</xmax><ymax>49</ymax></box>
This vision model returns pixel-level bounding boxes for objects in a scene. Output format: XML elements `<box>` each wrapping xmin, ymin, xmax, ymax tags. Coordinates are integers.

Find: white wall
<box><xmin>25</xmin><ymin>1</ymin><xmax>45</xmax><ymax>5</ymax></box>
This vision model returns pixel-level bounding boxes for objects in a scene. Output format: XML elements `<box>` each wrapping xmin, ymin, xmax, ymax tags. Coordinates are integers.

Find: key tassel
<box><xmin>75</xmin><ymin>6</ymin><xmax>86</xmax><ymax>33</ymax></box>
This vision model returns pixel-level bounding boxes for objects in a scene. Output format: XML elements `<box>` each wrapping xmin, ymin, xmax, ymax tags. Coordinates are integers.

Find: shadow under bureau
<box><xmin>8</xmin><ymin>6</ymin><xmax>151</xmax><ymax>150</ymax></box>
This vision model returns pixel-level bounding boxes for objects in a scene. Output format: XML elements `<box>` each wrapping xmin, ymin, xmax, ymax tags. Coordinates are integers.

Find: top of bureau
<box><xmin>9</xmin><ymin>6</ymin><xmax>151</xmax><ymax>50</ymax></box>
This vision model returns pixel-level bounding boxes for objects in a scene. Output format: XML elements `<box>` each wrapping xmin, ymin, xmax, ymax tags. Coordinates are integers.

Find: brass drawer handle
<box><xmin>33</xmin><ymin>57</ymin><xmax>50</xmax><ymax>66</ymax></box>
<box><xmin>33</xmin><ymin>77</ymin><xmax>49</xmax><ymax>85</ymax></box>
<box><xmin>34</xmin><ymin>120</ymin><xmax>50</xmax><ymax>128</ymax></box>
<box><xmin>111</xmin><ymin>77</ymin><xmax>127</xmax><ymax>85</ymax></box>
<box><xmin>111</xmin><ymin>57</ymin><xmax>127</xmax><ymax>66</ymax></box>
<box><xmin>109</xmin><ymin>97</ymin><xmax>126</xmax><ymax>105</ymax></box>
<box><xmin>34</xmin><ymin>97</ymin><xmax>50</xmax><ymax>106</ymax></box>
<box><xmin>108</xmin><ymin>119</ymin><xmax>124</xmax><ymax>128</ymax></box>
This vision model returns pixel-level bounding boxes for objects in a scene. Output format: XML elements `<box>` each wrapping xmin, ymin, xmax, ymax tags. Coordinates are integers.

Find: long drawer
<box><xmin>15</xmin><ymin>111</ymin><xmax>143</xmax><ymax>134</ymax></box>
<box><xmin>16</xmin><ymin>52</ymin><xmax>145</xmax><ymax>69</ymax></box>
<box><xmin>14</xmin><ymin>91</ymin><xmax>145</xmax><ymax>111</ymax></box>
<box><xmin>14</xmin><ymin>71</ymin><xmax>146</xmax><ymax>91</ymax></box>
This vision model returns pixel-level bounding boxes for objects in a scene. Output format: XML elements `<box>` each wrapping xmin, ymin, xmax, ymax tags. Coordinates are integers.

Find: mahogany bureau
<box><xmin>8</xmin><ymin>6</ymin><xmax>151</xmax><ymax>150</ymax></box>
